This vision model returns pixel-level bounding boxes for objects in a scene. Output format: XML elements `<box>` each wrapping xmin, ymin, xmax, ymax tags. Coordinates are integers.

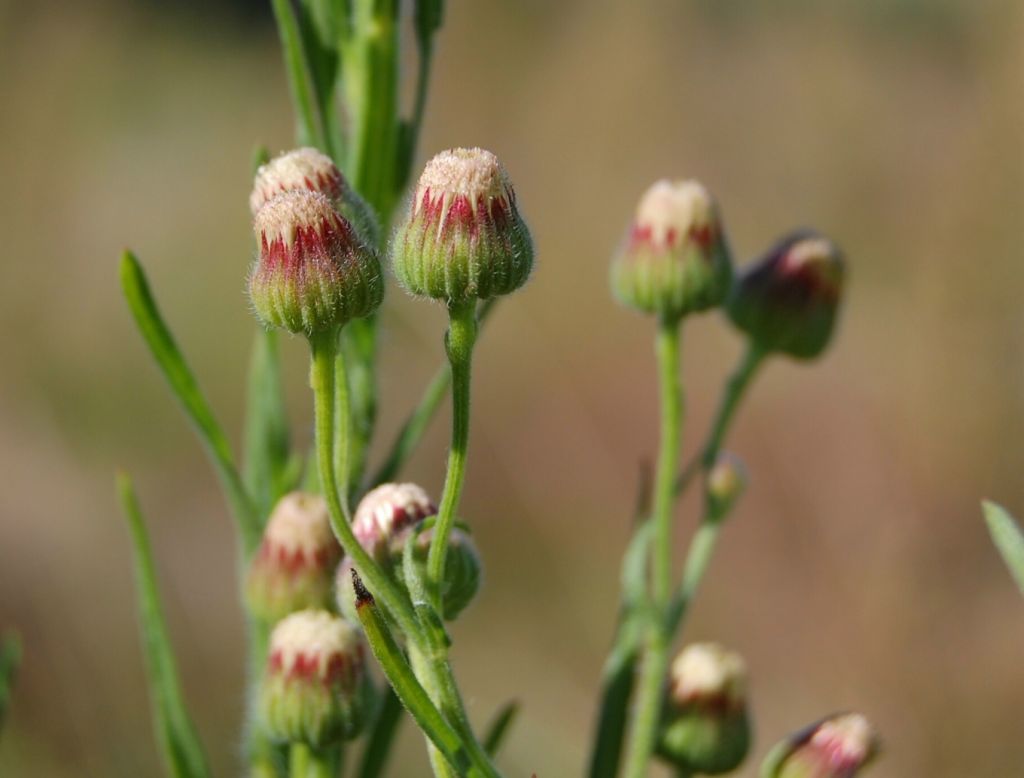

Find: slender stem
<box><xmin>652</xmin><ymin>319</ymin><xmax>683</xmax><ymax>609</ymax></box>
<box><xmin>356</xmin><ymin>687</ymin><xmax>404</xmax><ymax>778</ymax></box>
<box><xmin>426</xmin><ymin>300</ymin><xmax>478</xmax><ymax>610</ymax></box>
<box><xmin>621</xmin><ymin>319</ymin><xmax>683</xmax><ymax>778</ymax></box>
<box><xmin>289</xmin><ymin>742</ymin><xmax>336</xmax><ymax>778</ymax></box>
<box><xmin>700</xmin><ymin>343</ymin><xmax>765</xmax><ymax>469</ymax></box>
<box><xmin>333</xmin><ymin>336</ymin><xmax>352</xmax><ymax>515</ymax></box>
<box><xmin>308</xmin><ymin>329</ymin><xmax>423</xmax><ymax>647</ymax></box>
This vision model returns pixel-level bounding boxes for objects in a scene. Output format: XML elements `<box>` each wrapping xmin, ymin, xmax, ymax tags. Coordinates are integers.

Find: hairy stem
<box><xmin>426</xmin><ymin>300</ymin><xmax>478</xmax><ymax>610</ymax></box>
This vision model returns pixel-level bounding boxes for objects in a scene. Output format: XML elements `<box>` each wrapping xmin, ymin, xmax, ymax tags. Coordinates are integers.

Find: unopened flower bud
<box><xmin>249</xmin><ymin>190</ymin><xmax>383</xmax><ymax>335</ymax></box>
<box><xmin>352</xmin><ymin>483</ymin><xmax>436</xmax><ymax>561</ymax></box>
<box><xmin>261</xmin><ymin>609</ymin><xmax>367</xmax><ymax>747</ymax></box>
<box><xmin>611</xmin><ymin>180</ymin><xmax>732</xmax><ymax>321</ymax></box>
<box><xmin>707</xmin><ymin>452</ymin><xmax>747</xmax><ymax>522</ymax></box>
<box><xmin>763</xmin><ymin>712</ymin><xmax>880</xmax><ymax>778</ymax></box>
<box><xmin>391</xmin><ymin>148</ymin><xmax>533</xmax><ymax>303</ymax></box>
<box><xmin>250</xmin><ymin>147</ymin><xmax>380</xmax><ymax>248</ymax></box>
<box><xmin>245</xmin><ymin>493</ymin><xmax>340</xmax><ymax>622</ymax></box>
<box><xmin>392</xmin><ymin>526</ymin><xmax>482</xmax><ymax>621</ymax></box>
<box><xmin>728</xmin><ymin>230</ymin><xmax>844</xmax><ymax>360</ymax></box>
<box><xmin>657</xmin><ymin>642</ymin><xmax>750</xmax><ymax>775</ymax></box>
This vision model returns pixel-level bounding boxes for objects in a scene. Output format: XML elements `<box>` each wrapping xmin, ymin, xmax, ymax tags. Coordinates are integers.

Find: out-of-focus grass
<box><xmin>0</xmin><ymin>1</ymin><xmax>1022</xmax><ymax>776</ymax></box>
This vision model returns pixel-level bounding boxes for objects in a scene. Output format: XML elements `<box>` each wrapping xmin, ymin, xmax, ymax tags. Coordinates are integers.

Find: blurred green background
<box><xmin>1</xmin><ymin>0</ymin><xmax>1022</xmax><ymax>775</ymax></box>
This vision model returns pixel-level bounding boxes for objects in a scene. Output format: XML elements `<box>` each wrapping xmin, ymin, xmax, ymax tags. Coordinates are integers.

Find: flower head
<box><xmin>352</xmin><ymin>483</ymin><xmax>436</xmax><ymax>561</ymax></box>
<box><xmin>391</xmin><ymin>148</ymin><xmax>533</xmax><ymax>303</ymax></box>
<box><xmin>612</xmin><ymin>179</ymin><xmax>733</xmax><ymax>320</ymax></box>
<box><xmin>765</xmin><ymin>713</ymin><xmax>880</xmax><ymax>778</ymax></box>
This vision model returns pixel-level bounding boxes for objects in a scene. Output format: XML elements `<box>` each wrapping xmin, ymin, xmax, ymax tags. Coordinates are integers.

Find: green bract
<box><xmin>611</xmin><ymin>179</ymin><xmax>733</xmax><ymax>321</ymax></box>
<box><xmin>391</xmin><ymin>148</ymin><xmax>534</xmax><ymax>303</ymax></box>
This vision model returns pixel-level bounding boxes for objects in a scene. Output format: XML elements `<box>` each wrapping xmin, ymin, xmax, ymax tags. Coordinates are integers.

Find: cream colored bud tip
<box><xmin>251</xmin><ymin>147</ymin><xmax>342</xmax><ymax>214</ymax></box>
<box><xmin>670</xmin><ymin>642</ymin><xmax>747</xmax><ymax>702</ymax></box>
<box><xmin>417</xmin><ymin>147</ymin><xmax>511</xmax><ymax>199</ymax></box>
<box><xmin>264</xmin><ymin>492</ymin><xmax>334</xmax><ymax>555</ymax></box>
<box><xmin>254</xmin><ymin>190</ymin><xmax>339</xmax><ymax>247</ymax></box>
<box><xmin>811</xmin><ymin>714</ymin><xmax>878</xmax><ymax>762</ymax></box>
<box><xmin>636</xmin><ymin>179</ymin><xmax>715</xmax><ymax>242</ymax></box>
<box><xmin>269</xmin><ymin>610</ymin><xmax>360</xmax><ymax>676</ymax></box>
<box><xmin>354</xmin><ymin>482</ymin><xmax>435</xmax><ymax>536</ymax></box>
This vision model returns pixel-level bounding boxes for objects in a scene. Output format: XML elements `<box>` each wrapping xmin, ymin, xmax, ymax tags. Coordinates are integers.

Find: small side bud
<box><xmin>657</xmin><ymin>643</ymin><xmax>751</xmax><ymax>775</ymax></box>
<box><xmin>706</xmin><ymin>452</ymin><xmax>747</xmax><ymax>522</ymax></box>
<box><xmin>391</xmin><ymin>148</ymin><xmax>534</xmax><ymax>303</ymax></box>
<box><xmin>392</xmin><ymin>526</ymin><xmax>482</xmax><ymax>620</ymax></box>
<box><xmin>352</xmin><ymin>483</ymin><xmax>436</xmax><ymax>561</ymax></box>
<box><xmin>250</xmin><ymin>147</ymin><xmax>380</xmax><ymax>248</ymax></box>
<box><xmin>249</xmin><ymin>190</ymin><xmax>383</xmax><ymax>335</ymax></box>
<box><xmin>728</xmin><ymin>230</ymin><xmax>845</xmax><ymax>360</ymax></box>
<box><xmin>261</xmin><ymin>610</ymin><xmax>368</xmax><ymax>747</ymax></box>
<box><xmin>246</xmin><ymin>492</ymin><xmax>341</xmax><ymax>622</ymax></box>
<box><xmin>611</xmin><ymin>180</ymin><xmax>733</xmax><ymax>321</ymax></box>
<box><xmin>763</xmin><ymin>712</ymin><xmax>880</xmax><ymax>778</ymax></box>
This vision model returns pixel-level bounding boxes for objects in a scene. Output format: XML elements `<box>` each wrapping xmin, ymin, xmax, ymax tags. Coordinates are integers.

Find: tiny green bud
<box><xmin>707</xmin><ymin>452</ymin><xmax>747</xmax><ymax>522</ymax></box>
<box><xmin>250</xmin><ymin>147</ymin><xmax>380</xmax><ymax>248</ymax></box>
<box><xmin>763</xmin><ymin>712</ymin><xmax>880</xmax><ymax>778</ymax></box>
<box><xmin>391</xmin><ymin>147</ymin><xmax>533</xmax><ymax>303</ymax></box>
<box><xmin>611</xmin><ymin>179</ymin><xmax>732</xmax><ymax>321</ymax></box>
<box><xmin>245</xmin><ymin>492</ymin><xmax>341</xmax><ymax>622</ymax></box>
<box><xmin>728</xmin><ymin>230</ymin><xmax>845</xmax><ymax>360</ymax></box>
<box><xmin>391</xmin><ymin>526</ymin><xmax>482</xmax><ymax>621</ymax></box>
<box><xmin>352</xmin><ymin>483</ymin><xmax>436</xmax><ymax>562</ymax></box>
<box><xmin>657</xmin><ymin>642</ymin><xmax>751</xmax><ymax>775</ymax></box>
<box><xmin>249</xmin><ymin>190</ymin><xmax>383</xmax><ymax>335</ymax></box>
<box><xmin>261</xmin><ymin>609</ymin><xmax>367</xmax><ymax>747</ymax></box>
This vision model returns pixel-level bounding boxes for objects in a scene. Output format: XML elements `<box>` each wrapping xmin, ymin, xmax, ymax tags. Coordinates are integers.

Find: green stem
<box><xmin>426</xmin><ymin>300</ymin><xmax>477</xmax><ymax>610</ymax></box>
<box><xmin>356</xmin><ymin>687</ymin><xmax>404</xmax><ymax>778</ymax></box>
<box><xmin>332</xmin><ymin>335</ymin><xmax>352</xmax><ymax>513</ymax></box>
<box><xmin>289</xmin><ymin>742</ymin><xmax>335</xmax><ymax>778</ymax></box>
<box><xmin>308</xmin><ymin>329</ymin><xmax>423</xmax><ymax>647</ymax></box>
<box><xmin>621</xmin><ymin>318</ymin><xmax>683</xmax><ymax>778</ymax></box>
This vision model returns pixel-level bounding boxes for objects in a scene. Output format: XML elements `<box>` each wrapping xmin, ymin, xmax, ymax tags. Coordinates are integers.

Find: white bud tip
<box><xmin>254</xmin><ymin>190</ymin><xmax>339</xmax><ymax>248</ymax></box>
<box><xmin>269</xmin><ymin>610</ymin><xmax>360</xmax><ymax>678</ymax></box>
<box><xmin>811</xmin><ymin>713</ymin><xmax>878</xmax><ymax>764</ymax></box>
<box><xmin>263</xmin><ymin>492</ymin><xmax>335</xmax><ymax>557</ymax></box>
<box><xmin>417</xmin><ymin>147</ymin><xmax>512</xmax><ymax>201</ymax></box>
<box><xmin>354</xmin><ymin>482</ymin><xmax>436</xmax><ymax>539</ymax></box>
<box><xmin>670</xmin><ymin>642</ymin><xmax>747</xmax><ymax>705</ymax></box>
<box><xmin>635</xmin><ymin>179</ymin><xmax>715</xmax><ymax>247</ymax></box>
<box><xmin>251</xmin><ymin>147</ymin><xmax>342</xmax><ymax>215</ymax></box>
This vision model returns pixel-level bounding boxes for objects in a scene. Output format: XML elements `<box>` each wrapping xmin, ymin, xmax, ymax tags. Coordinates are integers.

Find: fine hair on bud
<box><xmin>728</xmin><ymin>229</ymin><xmax>845</xmax><ymax>360</ymax></box>
<box><xmin>249</xmin><ymin>189</ymin><xmax>383</xmax><ymax>335</ymax></box>
<box><xmin>351</xmin><ymin>482</ymin><xmax>437</xmax><ymax>561</ymax></box>
<box><xmin>250</xmin><ymin>147</ymin><xmax>380</xmax><ymax>248</ymax></box>
<box><xmin>611</xmin><ymin>179</ymin><xmax>733</xmax><ymax>321</ymax></box>
<box><xmin>391</xmin><ymin>147</ymin><xmax>534</xmax><ymax>303</ymax></box>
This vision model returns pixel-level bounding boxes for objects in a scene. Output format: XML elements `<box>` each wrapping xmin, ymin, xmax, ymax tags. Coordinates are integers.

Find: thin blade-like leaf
<box><xmin>243</xmin><ymin>329</ymin><xmax>292</xmax><ymax>519</ymax></box>
<box><xmin>482</xmin><ymin>700</ymin><xmax>519</xmax><ymax>757</ymax></box>
<box><xmin>117</xmin><ymin>473</ymin><xmax>210</xmax><ymax>778</ymax></box>
<box><xmin>356</xmin><ymin>688</ymin><xmax>404</xmax><ymax>778</ymax></box>
<box><xmin>984</xmin><ymin>501</ymin><xmax>1024</xmax><ymax>595</ymax></box>
<box><xmin>120</xmin><ymin>250</ymin><xmax>260</xmax><ymax>552</ymax></box>
<box><xmin>271</xmin><ymin>0</ymin><xmax>327</xmax><ymax>150</ymax></box>
<box><xmin>0</xmin><ymin>632</ymin><xmax>21</xmax><ymax>738</ymax></box>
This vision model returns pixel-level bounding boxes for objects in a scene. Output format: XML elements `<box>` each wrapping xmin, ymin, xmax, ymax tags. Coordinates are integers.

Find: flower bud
<box><xmin>250</xmin><ymin>147</ymin><xmax>380</xmax><ymax>248</ymax></box>
<box><xmin>261</xmin><ymin>609</ymin><xmax>367</xmax><ymax>747</ymax></box>
<box><xmin>391</xmin><ymin>147</ymin><xmax>534</xmax><ymax>303</ymax></box>
<box><xmin>611</xmin><ymin>179</ymin><xmax>732</xmax><ymax>321</ymax></box>
<box><xmin>707</xmin><ymin>452</ymin><xmax>747</xmax><ymax>522</ymax></box>
<box><xmin>763</xmin><ymin>713</ymin><xmax>880</xmax><ymax>778</ymax></box>
<box><xmin>352</xmin><ymin>483</ymin><xmax>436</xmax><ymax>561</ymax></box>
<box><xmin>249</xmin><ymin>190</ymin><xmax>383</xmax><ymax>335</ymax></box>
<box><xmin>657</xmin><ymin>642</ymin><xmax>750</xmax><ymax>775</ymax></box>
<box><xmin>391</xmin><ymin>527</ymin><xmax>482</xmax><ymax>621</ymax></box>
<box><xmin>728</xmin><ymin>230</ymin><xmax>844</xmax><ymax>360</ymax></box>
<box><xmin>245</xmin><ymin>492</ymin><xmax>340</xmax><ymax>622</ymax></box>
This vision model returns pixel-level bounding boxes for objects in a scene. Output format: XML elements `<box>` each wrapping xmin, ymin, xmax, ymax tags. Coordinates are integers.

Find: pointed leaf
<box><xmin>0</xmin><ymin>632</ymin><xmax>21</xmax><ymax>738</ymax></box>
<box><xmin>243</xmin><ymin>329</ymin><xmax>291</xmax><ymax>518</ymax></box>
<box><xmin>984</xmin><ymin>500</ymin><xmax>1024</xmax><ymax>595</ymax></box>
<box><xmin>482</xmin><ymin>700</ymin><xmax>519</xmax><ymax>757</ymax></box>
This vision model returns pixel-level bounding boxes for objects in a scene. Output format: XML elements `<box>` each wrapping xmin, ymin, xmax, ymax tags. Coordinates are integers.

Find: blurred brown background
<box><xmin>1</xmin><ymin>0</ymin><xmax>1023</xmax><ymax>775</ymax></box>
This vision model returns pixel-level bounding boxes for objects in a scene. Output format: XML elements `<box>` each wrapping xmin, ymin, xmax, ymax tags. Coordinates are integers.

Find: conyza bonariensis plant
<box><xmin>107</xmin><ymin>3</ymin><xmax>879</xmax><ymax>777</ymax></box>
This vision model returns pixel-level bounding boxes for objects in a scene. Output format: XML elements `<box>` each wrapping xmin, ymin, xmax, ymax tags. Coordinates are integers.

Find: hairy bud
<box><xmin>728</xmin><ymin>230</ymin><xmax>844</xmax><ymax>360</ymax></box>
<box><xmin>392</xmin><ymin>526</ymin><xmax>482</xmax><ymax>621</ymax></box>
<box><xmin>763</xmin><ymin>712</ymin><xmax>880</xmax><ymax>778</ymax></box>
<box><xmin>352</xmin><ymin>483</ymin><xmax>436</xmax><ymax>561</ymax></box>
<box><xmin>391</xmin><ymin>148</ymin><xmax>533</xmax><ymax>303</ymax></box>
<box><xmin>249</xmin><ymin>190</ymin><xmax>383</xmax><ymax>334</ymax></box>
<box><xmin>250</xmin><ymin>147</ymin><xmax>380</xmax><ymax>248</ymax></box>
<box><xmin>261</xmin><ymin>610</ymin><xmax>367</xmax><ymax>747</ymax></box>
<box><xmin>611</xmin><ymin>179</ymin><xmax>732</xmax><ymax>321</ymax></box>
<box><xmin>657</xmin><ymin>642</ymin><xmax>751</xmax><ymax>775</ymax></box>
<box><xmin>246</xmin><ymin>493</ymin><xmax>340</xmax><ymax>622</ymax></box>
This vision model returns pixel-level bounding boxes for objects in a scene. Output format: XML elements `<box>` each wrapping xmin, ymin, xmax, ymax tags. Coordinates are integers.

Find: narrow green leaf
<box><xmin>984</xmin><ymin>501</ymin><xmax>1024</xmax><ymax>595</ymax></box>
<box><xmin>116</xmin><ymin>473</ymin><xmax>210</xmax><ymax>778</ymax></box>
<box><xmin>120</xmin><ymin>250</ymin><xmax>261</xmax><ymax>553</ymax></box>
<box><xmin>482</xmin><ymin>700</ymin><xmax>519</xmax><ymax>757</ymax></box>
<box><xmin>251</xmin><ymin>144</ymin><xmax>271</xmax><ymax>173</ymax></box>
<box><xmin>350</xmin><ymin>572</ymin><xmax>476</xmax><ymax>776</ymax></box>
<box><xmin>356</xmin><ymin>688</ymin><xmax>404</xmax><ymax>778</ymax></box>
<box><xmin>0</xmin><ymin>632</ymin><xmax>22</xmax><ymax>738</ymax></box>
<box><xmin>243</xmin><ymin>329</ymin><xmax>291</xmax><ymax>519</ymax></box>
<box><xmin>271</xmin><ymin>0</ymin><xmax>327</xmax><ymax>150</ymax></box>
